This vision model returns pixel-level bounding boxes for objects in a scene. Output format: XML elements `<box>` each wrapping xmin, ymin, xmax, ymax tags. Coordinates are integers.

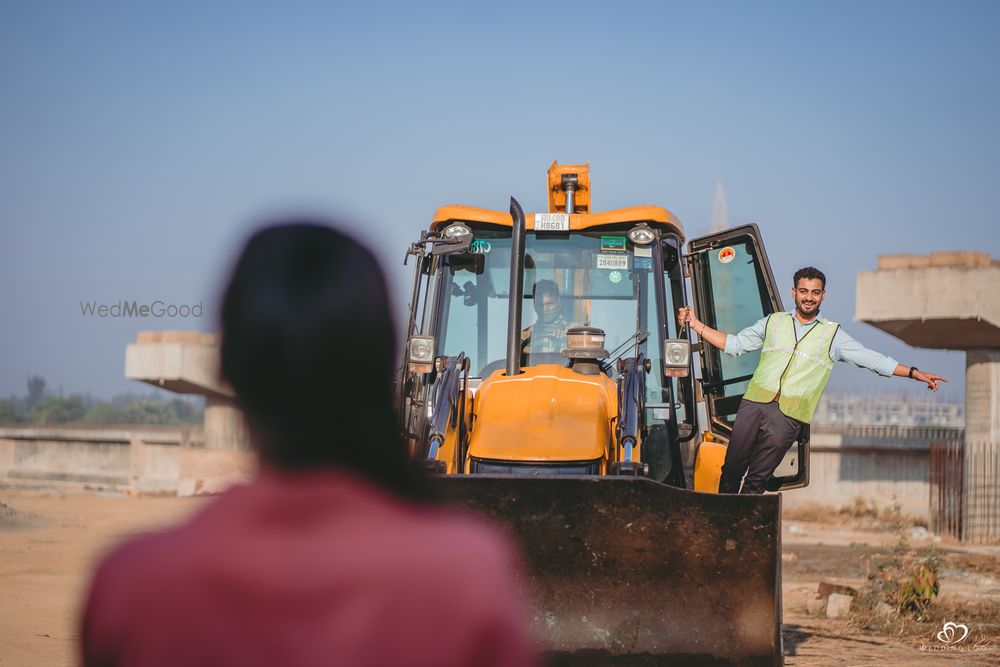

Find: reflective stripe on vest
<box><xmin>743</xmin><ymin>313</ymin><xmax>839</xmax><ymax>423</ymax></box>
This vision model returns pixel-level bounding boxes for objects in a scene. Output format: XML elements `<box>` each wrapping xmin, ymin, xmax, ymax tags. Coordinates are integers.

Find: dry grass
<box><xmin>784</xmin><ymin>497</ymin><xmax>924</xmax><ymax>531</ymax></box>
<box><xmin>848</xmin><ymin>539</ymin><xmax>1000</xmax><ymax>643</ymax></box>
<box><xmin>853</xmin><ymin>597</ymin><xmax>1000</xmax><ymax>645</ymax></box>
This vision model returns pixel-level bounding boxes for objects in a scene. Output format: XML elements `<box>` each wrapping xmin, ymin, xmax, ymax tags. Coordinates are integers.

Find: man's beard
<box><xmin>796</xmin><ymin>300</ymin><xmax>818</xmax><ymax>317</ymax></box>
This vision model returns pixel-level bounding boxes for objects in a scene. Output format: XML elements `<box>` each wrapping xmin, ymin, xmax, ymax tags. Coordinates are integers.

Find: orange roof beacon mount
<box><xmin>397</xmin><ymin>162</ymin><xmax>796</xmax><ymax>665</ymax></box>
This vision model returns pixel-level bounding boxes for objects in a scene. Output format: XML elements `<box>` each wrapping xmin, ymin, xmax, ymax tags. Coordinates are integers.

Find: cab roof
<box><xmin>431</xmin><ymin>204</ymin><xmax>685</xmax><ymax>241</ymax></box>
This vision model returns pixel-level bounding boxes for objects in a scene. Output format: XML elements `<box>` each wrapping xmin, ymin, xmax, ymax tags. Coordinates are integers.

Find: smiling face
<box><xmin>792</xmin><ymin>277</ymin><xmax>825</xmax><ymax>320</ymax></box>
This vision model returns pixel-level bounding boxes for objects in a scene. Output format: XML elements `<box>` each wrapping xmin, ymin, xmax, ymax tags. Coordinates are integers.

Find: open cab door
<box><xmin>687</xmin><ymin>224</ymin><xmax>809</xmax><ymax>491</ymax></box>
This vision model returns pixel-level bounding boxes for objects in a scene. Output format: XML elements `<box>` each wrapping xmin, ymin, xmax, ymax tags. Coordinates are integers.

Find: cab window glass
<box><xmin>700</xmin><ymin>238</ymin><xmax>772</xmax><ymax>423</ymax></box>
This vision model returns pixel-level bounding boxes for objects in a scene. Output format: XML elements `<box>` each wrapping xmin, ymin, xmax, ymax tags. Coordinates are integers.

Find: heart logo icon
<box><xmin>936</xmin><ymin>621</ymin><xmax>970</xmax><ymax>644</ymax></box>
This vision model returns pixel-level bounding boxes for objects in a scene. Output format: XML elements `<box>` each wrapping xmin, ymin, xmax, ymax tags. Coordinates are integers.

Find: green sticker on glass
<box><xmin>600</xmin><ymin>235</ymin><xmax>627</xmax><ymax>253</ymax></box>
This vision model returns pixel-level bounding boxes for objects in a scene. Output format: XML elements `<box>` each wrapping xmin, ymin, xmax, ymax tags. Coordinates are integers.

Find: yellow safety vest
<box><xmin>743</xmin><ymin>313</ymin><xmax>839</xmax><ymax>424</ymax></box>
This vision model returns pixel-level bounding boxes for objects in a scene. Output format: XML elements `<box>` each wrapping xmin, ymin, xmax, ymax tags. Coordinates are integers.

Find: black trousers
<box><xmin>719</xmin><ymin>399</ymin><xmax>803</xmax><ymax>495</ymax></box>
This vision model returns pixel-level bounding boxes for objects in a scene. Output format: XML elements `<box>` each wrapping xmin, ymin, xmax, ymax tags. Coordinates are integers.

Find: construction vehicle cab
<box><xmin>397</xmin><ymin>163</ymin><xmax>804</xmax><ymax>665</ymax></box>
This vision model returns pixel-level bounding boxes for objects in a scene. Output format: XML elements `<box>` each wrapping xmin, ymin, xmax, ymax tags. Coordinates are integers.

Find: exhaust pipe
<box><xmin>505</xmin><ymin>197</ymin><xmax>526</xmax><ymax>376</ymax></box>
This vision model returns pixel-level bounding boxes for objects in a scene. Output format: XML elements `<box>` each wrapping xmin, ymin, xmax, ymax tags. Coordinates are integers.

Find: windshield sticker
<box><xmin>596</xmin><ymin>254</ymin><xmax>628</xmax><ymax>270</ymax></box>
<box><xmin>600</xmin><ymin>235</ymin><xmax>627</xmax><ymax>253</ymax></box>
<box><xmin>633</xmin><ymin>245</ymin><xmax>652</xmax><ymax>258</ymax></box>
<box><xmin>468</xmin><ymin>240</ymin><xmax>492</xmax><ymax>254</ymax></box>
<box><xmin>633</xmin><ymin>256</ymin><xmax>653</xmax><ymax>270</ymax></box>
<box><xmin>608</xmin><ymin>270</ymin><xmax>623</xmax><ymax>284</ymax></box>
<box><xmin>718</xmin><ymin>246</ymin><xmax>736</xmax><ymax>264</ymax></box>
<box><xmin>535</xmin><ymin>213</ymin><xmax>570</xmax><ymax>231</ymax></box>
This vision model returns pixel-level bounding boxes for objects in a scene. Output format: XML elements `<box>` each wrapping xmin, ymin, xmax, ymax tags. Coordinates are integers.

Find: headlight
<box><xmin>627</xmin><ymin>223</ymin><xmax>656</xmax><ymax>246</ymax></box>
<box><xmin>408</xmin><ymin>336</ymin><xmax>434</xmax><ymax>362</ymax></box>
<box><xmin>443</xmin><ymin>222</ymin><xmax>472</xmax><ymax>240</ymax></box>
<box><xmin>407</xmin><ymin>336</ymin><xmax>435</xmax><ymax>373</ymax></box>
<box><xmin>663</xmin><ymin>339</ymin><xmax>690</xmax><ymax>377</ymax></box>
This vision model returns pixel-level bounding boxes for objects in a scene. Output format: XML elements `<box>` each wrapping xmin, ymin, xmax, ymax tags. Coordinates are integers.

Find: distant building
<box><xmin>813</xmin><ymin>394</ymin><xmax>964</xmax><ymax>428</ymax></box>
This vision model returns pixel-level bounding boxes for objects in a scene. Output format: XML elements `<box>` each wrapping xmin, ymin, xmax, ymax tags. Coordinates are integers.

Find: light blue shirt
<box><xmin>722</xmin><ymin>312</ymin><xmax>898</xmax><ymax>377</ymax></box>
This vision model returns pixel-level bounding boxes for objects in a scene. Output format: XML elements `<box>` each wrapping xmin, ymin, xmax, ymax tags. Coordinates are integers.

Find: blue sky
<box><xmin>1</xmin><ymin>1</ymin><xmax>997</xmax><ymax>400</ymax></box>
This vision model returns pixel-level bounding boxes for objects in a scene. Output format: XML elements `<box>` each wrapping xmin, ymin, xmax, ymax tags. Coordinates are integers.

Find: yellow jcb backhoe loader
<box><xmin>397</xmin><ymin>163</ymin><xmax>808</xmax><ymax>666</ymax></box>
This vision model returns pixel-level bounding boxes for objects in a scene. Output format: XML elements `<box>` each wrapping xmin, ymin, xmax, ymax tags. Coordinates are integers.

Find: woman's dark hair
<box><xmin>793</xmin><ymin>266</ymin><xmax>826</xmax><ymax>290</ymax></box>
<box><xmin>220</xmin><ymin>221</ymin><xmax>432</xmax><ymax>501</ymax></box>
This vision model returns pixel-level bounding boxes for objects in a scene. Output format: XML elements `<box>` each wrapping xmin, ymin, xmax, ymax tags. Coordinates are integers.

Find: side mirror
<box><xmin>663</xmin><ymin>339</ymin><xmax>690</xmax><ymax>377</ymax></box>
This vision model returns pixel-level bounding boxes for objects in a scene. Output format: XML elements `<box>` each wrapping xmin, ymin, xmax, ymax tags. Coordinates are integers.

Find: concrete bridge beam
<box><xmin>125</xmin><ymin>331</ymin><xmax>248</xmax><ymax>451</ymax></box>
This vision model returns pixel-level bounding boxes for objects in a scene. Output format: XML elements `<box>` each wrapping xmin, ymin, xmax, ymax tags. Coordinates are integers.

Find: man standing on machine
<box><xmin>679</xmin><ymin>266</ymin><xmax>946</xmax><ymax>494</ymax></box>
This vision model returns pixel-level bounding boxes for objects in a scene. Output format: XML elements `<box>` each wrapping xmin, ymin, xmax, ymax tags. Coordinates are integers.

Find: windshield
<box><xmin>438</xmin><ymin>228</ymin><xmax>681</xmax><ymax>399</ymax></box>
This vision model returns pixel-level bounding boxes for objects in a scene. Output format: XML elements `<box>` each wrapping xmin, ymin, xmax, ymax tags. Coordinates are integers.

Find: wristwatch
<box><xmin>908</xmin><ymin>366</ymin><xmax>918</xmax><ymax>379</ymax></box>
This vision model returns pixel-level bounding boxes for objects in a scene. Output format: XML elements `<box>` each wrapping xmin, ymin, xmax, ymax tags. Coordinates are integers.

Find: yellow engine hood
<box><xmin>469</xmin><ymin>364</ymin><xmax>617</xmax><ymax>463</ymax></box>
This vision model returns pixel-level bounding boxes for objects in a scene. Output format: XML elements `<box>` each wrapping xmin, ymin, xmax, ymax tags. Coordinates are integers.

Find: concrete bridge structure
<box><xmin>0</xmin><ymin>331</ymin><xmax>254</xmax><ymax>495</ymax></box>
<box><xmin>856</xmin><ymin>251</ymin><xmax>999</xmax><ymax>443</ymax></box>
<box><xmin>124</xmin><ymin>331</ymin><xmax>249</xmax><ymax>451</ymax></box>
<box><xmin>856</xmin><ymin>251</ymin><xmax>1000</xmax><ymax>541</ymax></box>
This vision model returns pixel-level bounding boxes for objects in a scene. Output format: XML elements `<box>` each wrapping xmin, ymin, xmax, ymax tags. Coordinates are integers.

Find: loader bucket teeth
<box><xmin>437</xmin><ymin>476</ymin><xmax>783</xmax><ymax>666</ymax></box>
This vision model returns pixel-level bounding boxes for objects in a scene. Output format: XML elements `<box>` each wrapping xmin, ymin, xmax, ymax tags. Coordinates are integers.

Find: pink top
<box><xmin>82</xmin><ymin>468</ymin><xmax>538</xmax><ymax>667</ymax></box>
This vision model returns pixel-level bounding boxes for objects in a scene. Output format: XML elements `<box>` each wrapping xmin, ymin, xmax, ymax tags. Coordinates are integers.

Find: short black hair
<box><xmin>793</xmin><ymin>266</ymin><xmax>826</xmax><ymax>290</ymax></box>
<box><xmin>532</xmin><ymin>278</ymin><xmax>559</xmax><ymax>299</ymax></box>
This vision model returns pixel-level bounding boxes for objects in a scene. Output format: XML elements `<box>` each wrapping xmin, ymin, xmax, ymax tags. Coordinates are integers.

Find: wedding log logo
<box><xmin>936</xmin><ymin>621</ymin><xmax>969</xmax><ymax>645</ymax></box>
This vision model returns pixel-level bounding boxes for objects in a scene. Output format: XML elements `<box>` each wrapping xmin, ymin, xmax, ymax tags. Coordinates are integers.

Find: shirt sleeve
<box><xmin>831</xmin><ymin>327</ymin><xmax>898</xmax><ymax>376</ymax></box>
<box><xmin>723</xmin><ymin>315</ymin><xmax>769</xmax><ymax>357</ymax></box>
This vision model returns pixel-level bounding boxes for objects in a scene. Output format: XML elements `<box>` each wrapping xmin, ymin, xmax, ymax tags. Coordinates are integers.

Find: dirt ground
<box><xmin>1</xmin><ymin>488</ymin><xmax>998</xmax><ymax>666</ymax></box>
<box><xmin>0</xmin><ymin>490</ymin><xmax>208</xmax><ymax>666</ymax></box>
<box><xmin>781</xmin><ymin>517</ymin><xmax>1000</xmax><ymax>666</ymax></box>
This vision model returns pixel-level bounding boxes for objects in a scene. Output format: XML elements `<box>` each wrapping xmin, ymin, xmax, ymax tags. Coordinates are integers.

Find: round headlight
<box><xmin>443</xmin><ymin>222</ymin><xmax>472</xmax><ymax>240</ymax></box>
<box><xmin>664</xmin><ymin>341</ymin><xmax>690</xmax><ymax>365</ymax></box>
<box><xmin>627</xmin><ymin>224</ymin><xmax>656</xmax><ymax>246</ymax></box>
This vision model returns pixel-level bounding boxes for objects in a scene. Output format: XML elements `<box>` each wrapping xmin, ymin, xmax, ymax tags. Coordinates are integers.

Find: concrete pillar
<box><xmin>204</xmin><ymin>396</ymin><xmax>251</xmax><ymax>451</ymax></box>
<box><xmin>962</xmin><ymin>350</ymin><xmax>1000</xmax><ymax>543</ymax></box>
<box><xmin>857</xmin><ymin>253</ymin><xmax>1000</xmax><ymax>542</ymax></box>
<box><xmin>126</xmin><ymin>331</ymin><xmax>253</xmax><ymax>451</ymax></box>
<box><xmin>965</xmin><ymin>350</ymin><xmax>1000</xmax><ymax>443</ymax></box>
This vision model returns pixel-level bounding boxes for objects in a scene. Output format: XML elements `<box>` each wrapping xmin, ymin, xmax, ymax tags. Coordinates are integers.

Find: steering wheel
<box><xmin>530</xmin><ymin>335</ymin><xmax>565</xmax><ymax>354</ymax></box>
<box><xmin>478</xmin><ymin>351</ymin><xmax>567</xmax><ymax>378</ymax></box>
<box><xmin>479</xmin><ymin>359</ymin><xmax>508</xmax><ymax>377</ymax></box>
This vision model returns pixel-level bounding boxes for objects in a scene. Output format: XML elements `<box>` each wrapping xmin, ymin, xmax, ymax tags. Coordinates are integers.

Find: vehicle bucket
<box><xmin>437</xmin><ymin>476</ymin><xmax>782</xmax><ymax>666</ymax></box>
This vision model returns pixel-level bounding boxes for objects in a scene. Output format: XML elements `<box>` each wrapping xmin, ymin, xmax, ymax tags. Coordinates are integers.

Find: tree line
<box><xmin>0</xmin><ymin>375</ymin><xmax>203</xmax><ymax>426</ymax></box>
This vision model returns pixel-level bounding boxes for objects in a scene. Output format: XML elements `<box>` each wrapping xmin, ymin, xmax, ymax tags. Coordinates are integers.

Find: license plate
<box><xmin>535</xmin><ymin>213</ymin><xmax>569</xmax><ymax>231</ymax></box>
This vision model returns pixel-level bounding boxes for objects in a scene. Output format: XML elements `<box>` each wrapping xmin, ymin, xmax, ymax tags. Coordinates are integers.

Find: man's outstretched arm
<box><xmin>677</xmin><ymin>307</ymin><xmax>768</xmax><ymax>355</ymax></box>
<box><xmin>833</xmin><ymin>328</ymin><xmax>947</xmax><ymax>391</ymax></box>
<box><xmin>891</xmin><ymin>364</ymin><xmax>947</xmax><ymax>391</ymax></box>
<box><xmin>677</xmin><ymin>307</ymin><xmax>727</xmax><ymax>349</ymax></box>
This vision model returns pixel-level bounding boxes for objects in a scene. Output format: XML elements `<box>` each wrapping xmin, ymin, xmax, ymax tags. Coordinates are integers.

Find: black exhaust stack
<box><xmin>505</xmin><ymin>197</ymin><xmax>526</xmax><ymax>376</ymax></box>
